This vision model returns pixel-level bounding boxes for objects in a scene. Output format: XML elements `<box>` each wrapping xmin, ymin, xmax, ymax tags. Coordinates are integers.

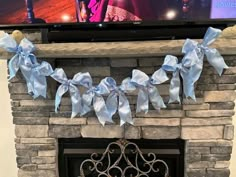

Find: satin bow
<box><xmin>131</xmin><ymin>69</ymin><xmax>168</xmax><ymax>113</ymax></box>
<box><xmin>102</xmin><ymin>77</ymin><xmax>136</xmax><ymax>126</ymax></box>
<box><xmin>81</xmin><ymin>77</ymin><xmax>112</xmax><ymax>126</ymax></box>
<box><xmin>51</xmin><ymin>68</ymin><xmax>91</xmax><ymax>118</ymax></box>
<box><xmin>181</xmin><ymin>27</ymin><xmax>228</xmax><ymax>100</ymax></box>
<box><xmin>28</xmin><ymin>61</ymin><xmax>54</xmax><ymax>98</ymax></box>
<box><xmin>0</xmin><ymin>33</ymin><xmax>36</xmax><ymax>80</ymax></box>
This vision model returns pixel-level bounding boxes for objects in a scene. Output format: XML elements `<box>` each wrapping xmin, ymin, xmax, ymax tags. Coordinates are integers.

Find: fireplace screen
<box><xmin>58</xmin><ymin>138</ymin><xmax>185</xmax><ymax>177</ymax></box>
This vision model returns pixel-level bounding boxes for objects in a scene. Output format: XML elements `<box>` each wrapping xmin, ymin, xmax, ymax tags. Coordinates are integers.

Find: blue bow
<box><xmin>81</xmin><ymin>77</ymin><xmax>112</xmax><ymax>126</ymax></box>
<box><xmin>0</xmin><ymin>33</ymin><xmax>36</xmax><ymax>81</ymax></box>
<box><xmin>131</xmin><ymin>69</ymin><xmax>168</xmax><ymax>113</ymax></box>
<box><xmin>181</xmin><ymin>27</ymin><xmax>228</xmax><ymax>100</ymax></box>
<box><xmin>51</xmin><ymin>68</ymin><xmax>91</xmax><ymax>118</ymax></box>
<box><xmin>102</xmin><ymin>77</ymin><xmax>136</xmax><ymax>126</ymax></box>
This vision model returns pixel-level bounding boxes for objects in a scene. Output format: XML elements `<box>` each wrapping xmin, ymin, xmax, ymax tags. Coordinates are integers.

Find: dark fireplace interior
<box><xmin>58</xmin><ymin>138</ymin><xmax>185</xmax><ymax>177</ymax></box>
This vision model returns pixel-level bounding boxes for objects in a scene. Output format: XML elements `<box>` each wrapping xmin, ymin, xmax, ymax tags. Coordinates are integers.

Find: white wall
<box><xmin>0</xmin><ymin>60</ymin><xmax>17</xmax><ymax>177</ymax></box>
<box><xmin>0</xmin><ymin>59</ymin><xmax>235</xmax><ymax>177</ymax></box>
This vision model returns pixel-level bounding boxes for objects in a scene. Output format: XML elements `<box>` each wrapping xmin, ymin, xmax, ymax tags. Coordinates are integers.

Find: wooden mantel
<box><xmin>0</xmin><ymin>38</ymin><xmax>236</xmax><ymax>59</ymax></box>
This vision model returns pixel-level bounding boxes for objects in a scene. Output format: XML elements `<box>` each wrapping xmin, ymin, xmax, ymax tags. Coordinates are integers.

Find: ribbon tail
<box><xmin>55</xmin><ymin>84</ymin><xmax>68</xmax><ymax>113</ymax></box>
<box><xmin>69</xmin><ymin>86</ymin><xmax>82</xmax><ymax>118</ymax></box>
<box><xmin>169</xmin><ymin>70</ymin><xmax>181</xmax><ymax>103</ymax></box>
<box><xmin>8</xmin><ymin>55</ymin><xmax>20</xmax><ymax>80</ymax></box>
<box><xmin>148</xmin><ymin>86</ymin><xmax>166</xmax><ymax>111</ymax></box>
<box><xmin>32</xmin><ymin>75</ymin><xmax>47</xmax><ymax>99</ymax></box>
<box><xmin>106</xmin><ymin>92</ymin><xmax>118</xmax><ymax>120</ymax></box>
<box><xmin>205</xmin><ymin>49</ymin><xmax>229</xmax><ymax>75</ymax></box>
<box><xmin>118</xmin><ymin>93</ymin><xmax>133</xmax><ymax>126</ymax></box>
<box><xmin>93</xmin><ymin>96</ymin><xmax>113</xmax><ymax>126</ymax></box>
<box><xmin>136</xmin><ymin>89</ymin><xmax>149</xmax><ymax>113</ymax></box>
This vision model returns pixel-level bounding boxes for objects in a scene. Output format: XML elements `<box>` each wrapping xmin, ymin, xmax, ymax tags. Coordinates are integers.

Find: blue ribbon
<box><xmin>131</xmin><ymin>69</ymin><xmax>168</xmax><ymax>113</ymax></box>
<box><xmin>181</xmin><ymin>27</ymin><xmax>228</xmax><ymax>100</ymax></box>
<box><xmin>0</xmin><ymin>33</ymin><xmax>51</xmax><ymax>98</ymax></box>
<box><xmin>51</xmin><ymin>68</ymin><xmax>91</xmax><ymax>118</ymax></box>
<box><xmin>81</xmin><ymin>77</ymin><xmax>112</xmax><ymax>126</ymax></box>
<box><xmin>102</xmin><ymin>77</ymin><xmax>136</xmax><ymax>126</ymax></box>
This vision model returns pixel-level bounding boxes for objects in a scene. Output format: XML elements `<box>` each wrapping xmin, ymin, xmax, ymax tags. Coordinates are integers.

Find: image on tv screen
<box><xmin>0</xmin><ymin>0</ymin><xmax>236</xmax><ymax>25</ymax></box>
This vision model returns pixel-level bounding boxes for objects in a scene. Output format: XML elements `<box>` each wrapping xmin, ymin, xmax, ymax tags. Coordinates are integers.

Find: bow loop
<box><xmin>162</xmin><ymin>55</ymin><xmax>179</xmax><ymax>72</ymax></box>
<box><xmin>0</xmin><ymin>33</ymin><xmax>17</xmax><ymax>52</ymax></box>
<box><xmin>202</xmin><ymin>27</ymin><xmax>222</xmax><ymax>46</ymax></box>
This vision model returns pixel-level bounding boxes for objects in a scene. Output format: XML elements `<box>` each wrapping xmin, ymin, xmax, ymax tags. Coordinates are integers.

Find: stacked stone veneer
<box><xmin>9</xmin><ymin>55</ymin><xmax>236</xmax><ymax>177</ymax></box>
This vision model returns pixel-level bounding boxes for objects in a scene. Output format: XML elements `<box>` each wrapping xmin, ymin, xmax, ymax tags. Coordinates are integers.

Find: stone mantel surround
<box><xmin>0</xmin><ymin>31</ymin><xmax>236</xmax><ymax>177</ymax></box>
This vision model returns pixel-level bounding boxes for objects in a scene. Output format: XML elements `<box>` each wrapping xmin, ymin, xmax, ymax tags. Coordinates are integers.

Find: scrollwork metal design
<box><xmin>80</xmin><ymin>139</ymin><xmax>170</xmax><ymax>177</ymax></box>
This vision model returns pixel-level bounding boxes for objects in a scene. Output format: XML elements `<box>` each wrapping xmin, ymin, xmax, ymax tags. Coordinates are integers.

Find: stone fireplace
<box><xmin>1</xmin><ymin>32</ymin><xmax>236</xmax><ymax>177</ymax></box>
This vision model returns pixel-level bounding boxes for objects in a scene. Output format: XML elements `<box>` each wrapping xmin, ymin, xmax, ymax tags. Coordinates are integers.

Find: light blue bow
<box><xmin>0</xmin><ymin>33</ymin><xmax>36</xmax><ymax>81</ymax></box>
<box><xmin>102</xmin><ymin>77</ymin><xmax>136</xmax><ymax>126</ymax></box>
<box><xmin>81</xmin><ymin>77</ymin><xmax>112</xmax><ymax>126</ymax></box>
<box><xmin>131</xmin><ymin>69</ymin><xmax>168</xmax><ymax>113</ymax></box>
<box><xmin>28</xmin><ymin>61</ymin><xmax>54</xmax><ymax>98</ymax></box>
<box><xmin>51</xmin><ymin>68</ymin><xmax>91</xmax><ymax>118</ymax></box>
<box><xmin>181</xmin><ymin>27</ymin><xmax>228</xmax><ymax>100</ymax></box>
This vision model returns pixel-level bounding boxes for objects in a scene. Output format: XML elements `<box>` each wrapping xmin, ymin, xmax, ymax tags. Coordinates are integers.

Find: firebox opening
<box><xmin>58</xmin><ymin>138</ymin><xmax>185</xmax><ymax>177</ymax></box>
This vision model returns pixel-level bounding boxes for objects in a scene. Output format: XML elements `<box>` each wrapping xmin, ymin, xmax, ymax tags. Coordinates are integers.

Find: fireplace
<box><xmin>0</xmin><ymin>31</ymin><xmax>235</xmax><ymax>177</ymax></box>
<box><xmin>58</xmin><ymin>138</ymin><xmax>185</xmax><ymax>177</ymax></box>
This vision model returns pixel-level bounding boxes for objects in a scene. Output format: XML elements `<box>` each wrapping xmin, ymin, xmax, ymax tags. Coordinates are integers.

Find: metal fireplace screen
<box><xmin>58</xmin><ymin>138</ymin><xmax>185</xmax><ymax>177</ymax></box>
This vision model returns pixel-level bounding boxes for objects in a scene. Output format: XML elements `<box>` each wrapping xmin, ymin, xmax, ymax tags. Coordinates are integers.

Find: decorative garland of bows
<box><xmin>0</xmin><ymin>27</ymin><xmax>229</xmax><ymax>126</ymax></box>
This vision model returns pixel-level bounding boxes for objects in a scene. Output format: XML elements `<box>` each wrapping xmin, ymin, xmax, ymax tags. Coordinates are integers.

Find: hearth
<box><xmin>58</xmin><ymin>138</ymin><xmax>185</xmax><ymax>177</ymax></box>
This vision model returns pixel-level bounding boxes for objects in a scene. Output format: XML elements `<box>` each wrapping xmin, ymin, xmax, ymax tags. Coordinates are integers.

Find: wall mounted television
<box><xmin>0</xmin><ymin>0</ymin><xmax>236</xmax><ymax>42</ymax></box>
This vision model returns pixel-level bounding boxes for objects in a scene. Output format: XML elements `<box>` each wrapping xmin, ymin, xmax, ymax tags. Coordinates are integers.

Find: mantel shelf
<box><xmin>1</xmin><ymin>38</ymin><xmax>236</xmax><ymax>59</ymax></box>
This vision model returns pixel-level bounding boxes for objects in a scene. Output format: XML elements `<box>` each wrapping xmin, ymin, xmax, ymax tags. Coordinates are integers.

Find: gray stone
<box><xmin>215</xmin><ymin>75</ymin><xmax>236</xmax><ymax>84</ymax></box>
<box><xmin>133</xmin><ymin>118</ymin><xmax>180</xmax><ymax>126</ymax></box>
<box><xmin>15</xmin><ymin>125</ymin><xmax>49</xmax><ymax>138</ymax></box>
<box><xmin>142</xmin><ymin>127</ymin><xmax>180</xmax><ymax>139</ymax></box>
<box><xmin>111</xmin><ymin>58</ymin><xmax>137</xmax><ymax>67</ymax></box>
<box><xmin>20</xmin><ymin>164</ymin><xmax>37</xmax><ymax>171</ymax></box>
<box><xmin>136</xmin><ymin>67</ymin><xmax>155</xmax><ymax>74</ymax></box>
<box><xmin>186</xmin><ymin>110</ymin><xmax>235</xmax><ymax>118</ymax></box>
<box><xmin>218</xmin><ymin>84</ymin><xmax>236</xmax><ymax>90</ymax></box>
<box><xmin>201</xmin><ymin>154</ymin><xmax>231</xmax><ymax>161</ymax></box>
<box><xmin>211</xmin><ymin>147</ymin><xmax>232</xmax><ymax>154</ymax></box>
<box><xmin>215</xmin><ymin>161</ymin><xmax>230</xmax><ymax>168</ymax></box>
<box><xmin>224</xmin><ymin>125</ymin><xmax>234</xmax><ymax>140</ymax></box>
<box><xmin>49</xmin><ymin>118</ymin><xmax>87</xmax><ymax>125</ymax></box>
<box><xmin>197</xmin><ymin>84</ymin><xmax>218</xmax><ymax>91</ymax></box>
<box><xmin>124</xmin><ymin>125</ymin><xmax>141</xmax><ymax>139</ymax></box>
<box><xmin>187</xmin><ymin>140</ymin><xmax>232</xmax><ymax>147</ymax></box>
<box><xmin>38</xmin><ymin>164</ymin><xmax>56</xmax><ymax>170</ymax></box>
<box><xmin>13</xmin><ymin>117</ymin><xmax>49</xmax><ymax>125</ymax></box>
<box><xmin>210</xmin><ymin>102</ymin><xmax>235</xmax><ymax>110</ymax></box>
<box><xmin>11</xmin><ymin>94</ymin><xmax>34</xmax><ymax>100</ymax></box>
<box><xmin>186</xmin><ymin>169</ymin><xmax>206</xmax><ymax>177</ymax></box>
<box><xmin>187</xmin><ymin>147</ymin><xmax>210</xmax><ymax>154</ymax></box>
<box><xmin>16</xmin><ymin>144</ymin><xmax>55</xmax><ymax>151</ymax></box>
<box><xmin>188</xmin><ymin>161</ymin><xmax>215</xmax><ymax>169</ymax></box>
<box><xmin>181</xmin><ymin>118</ymin><xmax>232</xmax><ymax>126</ymax></box>
<box><xmin>186</xmin><ymin>154</ymin><xmax>201</xmax><ymax>163</ymax></box>
<box><xmin>17</xmin><ymin>157</ymin><xmax>31</xmax><ymax>166</ymax></box>
<box><xmin>49</xmin><ymin>125</ymin><xmax>81</xmax><ymax>138</ymax></box>
<box><xmin>206</xmin><ymin>168</ymin><xmax>230</xmax><ymax>177</ymax></box>
<box><xmin>204</xmin><ymin>91</ymin><xmax>236</xmax><ymax>102</ymax></box>
<box><xmin>12</xmin><ymin>106</ymin><xmax>54</xmax><ymax>112</ymax></box>
<box><xmin>183</xmin><ymin>104</ymin><xmax>210</xmax><ymax>110</ymax></box>
<box><xmin>139</xmin><ymin>57</ymin><xmax>164</xmax><ymax>66</ymax></box>
<box><xmin>12</xmin><ymin>111</ymin><xmax>50</xmax><ymax>117</ymax></box>
<box><xmin>81</xmin><ymin>125</ymin><xmax>124</xmax><ymax>138</ymax></box>
<box><xmin>38</xmin><ymin>150</ymin><xmax>56</xmax><ymax>157</ymax></box>
<box><xmin>16</xmin><ymin>150</ymin><xmax>38</xmax><ymax>157</ymax></box>
<box><xmin>183</xmin><ymin>98</ymin><xmax>204</xmax><ymax>105</ymax></box>
<box><xmin>31</xmin><ymin>157</ymin><xmax>56</xmax><ymax>164</ymax></box>
<box><xmin>9</xmin><ymin>83</ymin><xmax>27</xmax><ymax>94</ymax></box>
<box><xmin>20</xmin><ymin>138</ymin><xmax>56</xmax><ymax>144</ymax></box>
<box><xmin>20</xmin><ymin>100</ymin><xmax>54</xmax><ymax>107</ymax></box>
<box><xmin>64</xmin><ymin>66</ymin><xmax>110</xmax><ymax>77</ymax></box>
<box><xmin>181</xmin><ymin>126</ymin><xmax>224</xmax><ymax>140</ymax></box>
<box><xmin>18</xmin><ymin>169</ymin><xmax>57</xmax><ymax>177</ymax></box>
<box><xmin>136</xmin><ymin>110</ymin><xmax>184</xmax><ymax>118</ymax></box>
<box><xmin>11</xmin><ymin>101</ymin><xmax>20</xmax><ymax>107</ymax></box>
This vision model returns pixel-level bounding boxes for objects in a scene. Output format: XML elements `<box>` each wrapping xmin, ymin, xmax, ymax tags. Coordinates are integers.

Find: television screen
<box><xmin>0</xmin><ymin>0</ymin><xmax>236</xmax><ymax>25</ymax></box>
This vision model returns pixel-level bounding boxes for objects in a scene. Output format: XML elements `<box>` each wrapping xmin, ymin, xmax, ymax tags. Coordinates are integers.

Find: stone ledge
<box><xmin>49</xmin><ymin>118</ymin><xmax>87</xmax><ymax>125</ymax></box>
<box><xmin>15</xmin><ymin>125</ymin><xmax>49</xmax><ymax>138</ymax></box>
<box><xmin>204</xmin><ymin>91</ymin><xmax>236</xmax><ymax>102</ymax></box>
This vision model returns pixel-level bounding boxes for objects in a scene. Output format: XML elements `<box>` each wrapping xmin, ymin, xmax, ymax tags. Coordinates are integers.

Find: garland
<box><xmin>0</xmin><ymin>27</ymin><xmax>229</xmax><ymax>126</ymax></box>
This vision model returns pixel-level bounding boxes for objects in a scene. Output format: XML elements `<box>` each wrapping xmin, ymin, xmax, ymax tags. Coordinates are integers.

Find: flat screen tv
<box><xmin>1</xmin><ymin>0</ymin><xmax>236</xmax><ymax>42</ymax></box>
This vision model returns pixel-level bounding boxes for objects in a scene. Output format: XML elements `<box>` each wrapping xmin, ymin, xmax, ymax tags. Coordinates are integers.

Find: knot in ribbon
<box><xmin>81</xmin><ymin>77</ymin><xmax>112</xmax><ymax>126</ymax></box>
<box><xmin>102</xmin><ymin>77</ymin><xmax>136</xmax><ymax>126</ymax></box>
<box><xmin>131</xmin><ymin>69</ymin><xmax>168</xmax><ymax>113</ymax></box>
<box><xmin>51</xmin><ymin>68</ymin><xmax>91</xmax><ymax>118</ymax></box>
